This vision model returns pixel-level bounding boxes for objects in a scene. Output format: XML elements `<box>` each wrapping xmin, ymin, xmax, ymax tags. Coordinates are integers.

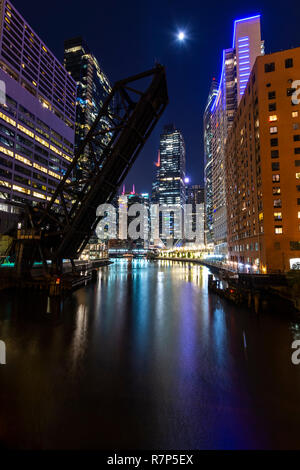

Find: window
<box><xmin>273</xmin><ymin>187</ymin><xmax>281</xmax><ymax>195</ymax></box>
<box><xmin>270</xmin><ymin>138</ymin><xmax>278</xmax><ymax>146</ymax></box>
<box><xmin>297</xmin><ymin>185</ymin><xmax>300</xmax><ymax>192</ymax></box>
<box><xmin>285</xmin><ymin>58</ymin><xmax>293</xmax><ymax>68</ymax></box>
<box><xmin>290</xmin><ymin>241</ymin><xmax>300</xmax><ymax>250</ymax></box>
<box><xmin>268</xmin><ymin>91</ymin><xmax>276</xmax><ymax>100</ymax></box>
<box><xmin>272</xmin><ymin>174</ymin><xmax>280</xmax><ymax>182</ymax></box>
<box><xmin>269</xmin><ymin>103</ymin><xmax>276</xmax><ymax>112</ymax></box>
<box><xmin>272</xmin><ymin>162</ymin><xmax>280</xmax><ymax>171</ymax></box>
<box><xmin>292</xmin><ymin>111</ymin><xmax>299</xmax><ymax>118</ymax></box>
<box><xmin>274</xmin><ymin>199</ymin><xmax>282</xmax><ymax>207</ymax></box>
<box><xmin>265</xmin><ymin>63</ymin><xmax>275</xmax><ymax>73</ymax></box>
<box><xmin>295</xmin><ymin>148</ymin><xmax>300</xmax><ymax>154</ymax></box>
<box><xmin>274</xmin><ymin>212</ymin><xmax>282</xmax><ymax>220</ymax></box>
<box><xmin>269</xmin><ymin>115</ymin><xmax>277</xmax><ymax>122</ymax></box>
<box><xmin>275</xmin><ymin>226</ymin><xmax>283</xmax><ymax>234</ymax></box>
<box><xmin>295</xmin><ymin>160</ymin><xmax>300</xmax><ymax>166</ymax></box>
<box><xmin>293</xmin><ymin>123</ymin><xmax>300</xmax><ymax>130</ymax></box>
<box><xmin>296</xmin><ymin>173</ymin><xmax>300</xmax><ymax>179</ymax></box>
<box><xmin>270</xmin><ymin>126</ymin><xmax>278</xmax><ymax>134</ymax></box>
<box><xmin>287</xmin><ymin>87</ymin><xmax>296</xmax><ymax>97</ymax></box>
<box><xmin>294</xmin><ymin>135</ymin><xmax>300</xmax><ymax>142</ymax></box>
<box><xmin>298</xmin><ymin>198</ymin><xmax>300</xmax><ymax>205</ymax></box>
<box><xmin>298</xmin><ymin>212</ymin><xmax>300</xmax><ymax>219</ymax></box>
<box><xmin>271</xmin><ymin>149</ymin><xmax>279</xmax><ymax>158</ymax></box>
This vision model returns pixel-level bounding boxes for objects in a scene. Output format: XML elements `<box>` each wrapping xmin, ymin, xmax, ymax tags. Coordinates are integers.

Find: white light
<box><xmin>178</xmin><ymin>31</ymin><xmax>185</xmax><ymax>41</ymax></box>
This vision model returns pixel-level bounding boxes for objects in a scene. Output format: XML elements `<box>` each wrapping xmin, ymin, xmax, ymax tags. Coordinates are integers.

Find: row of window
<box><xmin>265</xmin><ymin>58</ymin><xmax>293</xmax><ymax>73</ymax></box>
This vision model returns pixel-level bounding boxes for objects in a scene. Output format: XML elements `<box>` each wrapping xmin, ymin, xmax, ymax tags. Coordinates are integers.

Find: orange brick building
<box><xmin>226</xmin><ymin>47</ymin><xmax>300</xmax><ymax>273</ymax></box>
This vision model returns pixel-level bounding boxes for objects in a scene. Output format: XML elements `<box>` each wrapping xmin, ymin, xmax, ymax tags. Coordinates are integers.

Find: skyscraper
<box><xmin>64</xmin><ymin>37</ymin><xmax>111</xmax><ymax>166</ymax></box>
<box><xmin>0</xmin><ymin>0</ymin><xmax>76</xmax><ymax>232</ymax></box>
<box><xmin>207</xmin><ymin>15</ymin><xmax>264</xmax><ymax>253</ymax></box>
<box><xmin>153</xmin><ymin>124</ymin><xmax>186</xmax><ymax>243</ymax></box>
<box><xmin>157</xmin><ymin>124</ymin><xmax>186</xmax><ymax>206</ymax></box>
<box><xmin>203</xmin><ymin>79</ymin><xmax>218</xmax><ymax>244</ymax></box>
<box><xmin>186</xmin><ymin>184</ymin><xmax>205</xmax><ymax>245</ymax></box>
<box><xmin>226</xmin><ymin>46</ymin><xmax>300</xmax><ymax>273</ymax></box>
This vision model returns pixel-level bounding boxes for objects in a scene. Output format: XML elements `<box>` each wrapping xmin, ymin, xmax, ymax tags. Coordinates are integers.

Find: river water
<box><xmin>1</xmin><ymin>258</ymin><xmax>300</xmax><ymax>449</ymax></box>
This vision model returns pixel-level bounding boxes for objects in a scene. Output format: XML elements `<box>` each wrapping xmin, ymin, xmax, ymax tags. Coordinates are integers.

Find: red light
<box><xmin>56</xmin><ymin>278</ymin><xmax>61</xmax><ymax>285</ymax></box>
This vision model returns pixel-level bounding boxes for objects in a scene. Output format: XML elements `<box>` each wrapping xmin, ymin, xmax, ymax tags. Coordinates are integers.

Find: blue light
<box><xmin>238</xmin><ymin>36</ymin><xmax>249</xmax><ymax>42</ymax></box>
<box><xmin>232</xmin><ymin>15</ymin><xmax>260</xmax><ymax>47</ymax></box>
<box><xmin>211</xmin><ymin>49</ymin><xmax>225</xmax><ymax>113</ymax></box>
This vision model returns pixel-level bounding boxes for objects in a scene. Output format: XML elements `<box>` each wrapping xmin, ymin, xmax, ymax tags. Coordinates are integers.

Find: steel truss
<box><xmin>11</xmin><ymin>65</ymin><xmax>168</xmax><ymax>276</ymax></box>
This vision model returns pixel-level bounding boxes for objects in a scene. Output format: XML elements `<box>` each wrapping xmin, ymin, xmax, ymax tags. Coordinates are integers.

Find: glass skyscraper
<box><xmin>64</xmin><ymin>37</ymin><xmax>111</xmax><ymax>167</ymax></box>
<box><xmin>152</xmin><ymin>124</ymin><xmax>186</xmax><ymax>244</ymax></box>
<box><xmin>203</xmin><ymin>79</ymin><xmax>218</xmax><ymax>244</ymax></box>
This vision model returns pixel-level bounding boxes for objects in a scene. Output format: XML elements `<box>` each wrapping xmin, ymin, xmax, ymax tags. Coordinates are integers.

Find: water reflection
<box><xmin>1</xmin><ymin>259</ymin><xmax>300</xmax><ymax>449</ymax></box>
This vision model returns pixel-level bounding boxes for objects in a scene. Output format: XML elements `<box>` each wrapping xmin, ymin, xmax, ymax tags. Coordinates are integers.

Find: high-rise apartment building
<box><xmin>207</xmin><ymin>15</ymin><xmax>264</xmax><ymax>253</ymax></box>
<box><xmin>203</xmin><ymin>79</ymin><xmax>218</xmax><ymax>244</ymax></box>
<box><xmin>226</xmin><ymin>47</ymin><xmax>300</xmax><ymax>273</ymax></box>
<box><xmin>64</xmin><ymin>37</ymin><xmax>111</xmax><ymax>165</ymax></box>
<box><xmin>0</xmin><ymin>0</ymin><xmax>76</xmax><ymax>231</ymax></box>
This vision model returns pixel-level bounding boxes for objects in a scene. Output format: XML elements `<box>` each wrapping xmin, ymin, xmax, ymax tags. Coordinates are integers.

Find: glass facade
<box><xmin>0</xmin><ymin>0</ymin><xmax>76</xmax><ymax>220</ymax></box>
<box><xmin>64</xmin><ymin>37</ymin><xmax>112</xmax><ymax>168</ymax></box>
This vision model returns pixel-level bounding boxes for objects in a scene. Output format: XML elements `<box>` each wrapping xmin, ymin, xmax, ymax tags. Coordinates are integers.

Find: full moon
<box><xmin>178</xmin><ymin>31</ymin><xmax>185</xmax><ymax>41</ymax></box>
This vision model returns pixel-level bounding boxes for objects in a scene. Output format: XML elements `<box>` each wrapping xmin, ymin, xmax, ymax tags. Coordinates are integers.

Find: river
<box><xmin>1</xmin><ymin>258</ymin><xmax>300</xmax><ymax>449</ymax></box>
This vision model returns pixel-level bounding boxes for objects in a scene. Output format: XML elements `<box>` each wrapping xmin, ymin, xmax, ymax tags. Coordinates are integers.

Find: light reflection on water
<box><xmin>0</xmin><ymin>258</ymin><xmax>300</xmax><ymax>449</ymax></box>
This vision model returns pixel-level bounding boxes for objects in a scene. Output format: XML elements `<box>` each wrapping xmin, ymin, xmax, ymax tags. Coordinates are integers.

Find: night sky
<box><xmin>12</xmin><ymin>0</ymin><xmax>300</xmax><ymax>194</ymax></box>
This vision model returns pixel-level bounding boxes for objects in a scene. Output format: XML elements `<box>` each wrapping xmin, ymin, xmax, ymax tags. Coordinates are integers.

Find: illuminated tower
<box><xmin>208</xmin><ymin>15</ymin><xmax>264</xmax><ymax>254</ymax></box>
<box><xmin>203</xmin><ymin>79</ymin><xmax>218</xmax><ymax>244</ymax></box>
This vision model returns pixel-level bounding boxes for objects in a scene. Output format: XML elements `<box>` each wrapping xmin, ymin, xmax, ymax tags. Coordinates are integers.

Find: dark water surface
<box><xmin>1</xmin><ymin>259</ymin><xmax>300</xmax><ymax>449</ymax></box>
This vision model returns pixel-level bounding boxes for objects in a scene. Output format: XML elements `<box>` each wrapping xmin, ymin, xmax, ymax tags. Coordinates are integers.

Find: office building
<box><xmin>153</xmin><ymin>124</ymin><xmax>186</xmax><ymax>243</ymax></box>
<box><xmin>203</xmin><ymin>78</ymin><xmax>218</xmax><ymax>244</ymax></box>
<box><xmin>186</xmin><ymin>183</ymin><xmax>205</xmax><ymax>244</ymax></box>
<box><xmin>226</xmin><ymin>47</ymin><xmax>300</xmax><ymax>273</ymax></box>
<box><xmin>64</xmin><ymin>37</ymin><xmax>111</xmax><ymax>166</ymax></box>
<box><xmin>208</xmin><ymin>15</ymin><xmax>264</xmax><ymax>253</ymax></box>
<box><xmin>0</xmin><ymin>0</ymin><xmax>76</xmax><ymax>231</ymax></box>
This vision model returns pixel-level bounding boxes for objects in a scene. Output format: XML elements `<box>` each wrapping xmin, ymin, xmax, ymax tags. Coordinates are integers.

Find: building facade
<box><xmin>153</xmin><ymin>124</ymin><xmax>186</xmax><ymax>244</ymax></box>
<box><xmin>226</xmin><ymin>47</ymin><xmax>300</xmax><ymax>273</ymax></box>
<box><xmin>0</xmin><ymin>0</ymin><xmax>76</xmax><ymax>231</ymax></box>
<box><xmin>64</xmin><ymin>37</ymin><xmax>111</xmax><ymax>166</ymax></box>
<box><xmin>186</xmin><ymin>183</ymin><xmax>205</xmax><ymax>245</ymax></box>
<box><xmin>203</xmin><ymin>79</ymin><xmax>218</xmax><ymax>244</ymax></box>
<box><xmin>208</xmin><ymin>15</ymin><xmax>264</xmax><ymax>253</ymax></box>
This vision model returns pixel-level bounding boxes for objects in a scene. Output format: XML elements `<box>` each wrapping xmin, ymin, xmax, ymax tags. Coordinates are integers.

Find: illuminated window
<box><xmin>273</xmin><ymin>187</ymin><xmax>281</xmax><ymax>195</ymax></box>
<box><xmin>270</xmin><ymin>126</ymin><xmax>278</xmax><ymax>134</ymax></box>
<box><xmin>269</xmin><ymin>115</ymin><xmax>277</xmax><ymax>122</ymax></box>
<box><xmin>259</xmin><ymin>212</ymin><xmax>263</xmax><ymax>221</ymax></box>
<box><xmin>275</xmin><ymin>226</ymin><xmax>283</xmax><ymax>234</ymax></box>
<box><xmin>272</xmin><ymin>174</ymin><xmax>280</xmax><ymax>182</ymax></box>
<box><xmin>298</xmin><ymin>212</ymin><xmax>300</xmax><ymax>219</ymax></box>
<box><xmin>296</xmin><ymin>173</ymin><xmax>300</xmax><ymax>179</ymax></box>
<box><xmin>274</xmin><ymin>199</ymin><xmax>282</xmax><ymax>208</ymax></box>
<box><xmin>274</xmin><ymin>212</ymin><xmax>282</xmax><ymax>220</ymax></box>
<box><xmin>292</xmin><ymin>111</ymin><xmax>298</xmax><ymax>118</ymax></box>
